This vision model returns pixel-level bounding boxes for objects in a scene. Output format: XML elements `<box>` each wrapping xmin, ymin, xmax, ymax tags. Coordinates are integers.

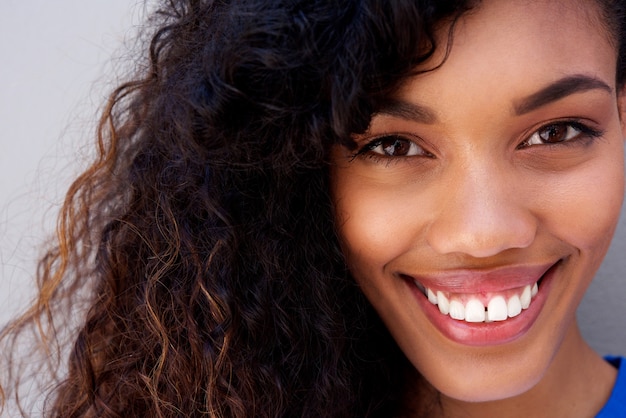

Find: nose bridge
<box><xmin>426</xmin><ymin>153</ymin><xmax>537</xmax><ymax>257</ymax></box>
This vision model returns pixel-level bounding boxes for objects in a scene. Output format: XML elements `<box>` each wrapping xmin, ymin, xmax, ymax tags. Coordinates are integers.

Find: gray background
<box><xmin>0</xmin><ymin>1</ymin><xmax>139</xmax><ymax>323</ymax></box>
<box><xmin>0</xmin><ymin>1</ymin><xmax>624</xmax><ymax>359</ymax></box>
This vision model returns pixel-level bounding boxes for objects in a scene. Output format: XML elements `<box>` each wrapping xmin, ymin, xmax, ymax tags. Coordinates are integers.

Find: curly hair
<box><xmin>2</xmin><ymin>0</ymin><xmax>626</xmax><ymax>417</ymax></box>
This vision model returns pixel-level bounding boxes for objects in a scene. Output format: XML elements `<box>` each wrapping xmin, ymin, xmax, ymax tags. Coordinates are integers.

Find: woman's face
<box><xmin>331</xmin><ymin>0</ymin><xmax>626</xmax><ymax>403</ymax></box>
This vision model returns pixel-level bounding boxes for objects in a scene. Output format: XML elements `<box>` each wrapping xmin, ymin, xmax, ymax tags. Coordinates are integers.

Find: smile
<box><xmin>404</xmin><ymin>261</ymin><xmax>560</xmax><ymax>346</ymax></box>
<box><xmin>416</xmin><ymin>281</ymin><xmax>539</xmax><ymax>323</ymax></box>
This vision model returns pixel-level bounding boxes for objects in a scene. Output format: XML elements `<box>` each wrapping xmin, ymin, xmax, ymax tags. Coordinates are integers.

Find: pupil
<box><xmin>540</xmin><ymin>125</ymin><xmax>566</xmax><ymax>143</ymax></box>
<box><xmin>383</xmin><ymin>138</ymin><xmax>408</xmax><ymax>156</ymax></box>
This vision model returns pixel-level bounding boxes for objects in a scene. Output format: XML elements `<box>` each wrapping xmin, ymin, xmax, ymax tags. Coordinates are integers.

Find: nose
<box><xmin>425</xmin><ymin>161</ymin><xmax>537</xmax><ymax>258</ymax></box>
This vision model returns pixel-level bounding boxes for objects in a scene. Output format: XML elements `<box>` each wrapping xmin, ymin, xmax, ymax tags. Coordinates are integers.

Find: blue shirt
<box><xmin>596</xmin><ymin>357</ymin><xmax>626</xmax><ymax>417</ymax></box>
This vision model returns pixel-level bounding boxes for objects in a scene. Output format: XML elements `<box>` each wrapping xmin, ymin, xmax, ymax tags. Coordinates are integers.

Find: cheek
<box><xmin>333</xmin><ymin>178</ymin><xmax>424</xmax><ymax>275</ymax></box>
<box><xmin>542</xmin><ymin>156</ymin><xmax>624</xmax><ymax>261</ymax></box>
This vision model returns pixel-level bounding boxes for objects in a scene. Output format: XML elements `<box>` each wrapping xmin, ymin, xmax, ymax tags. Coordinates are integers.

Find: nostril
<box><xmin>426</xmin><ymin>204</ymin><xmax>537</xmax><ymax>257</ymax></box>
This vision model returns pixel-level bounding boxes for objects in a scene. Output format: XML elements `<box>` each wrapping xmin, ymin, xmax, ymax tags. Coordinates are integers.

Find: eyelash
<box><xmin>352</xmin><ymin>120</ymin><xmax>605</xmax><ymax>162</ymax></box>
<box><xmin>351</xmin><ymin>134</ymin><xmax>433</xmax><ymax>163</ymax></box>
<box><xmin>516</xmin><ymin>120</ymin><xmax>604</xmax><ymax>149</ymax></box>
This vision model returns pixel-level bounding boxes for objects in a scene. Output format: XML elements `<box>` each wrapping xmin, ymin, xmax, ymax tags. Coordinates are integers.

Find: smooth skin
<box><xmin>331</xmin><ymin>0</ymin><xmax>626</xmax><ymax>416</ymax></box>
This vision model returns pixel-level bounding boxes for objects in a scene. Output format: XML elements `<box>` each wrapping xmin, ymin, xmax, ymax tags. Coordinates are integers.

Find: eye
<box><xmin>519</xmin><ymin>121</ymin><xmax>603</xmax><ymax>148</ymax></box>
<box><xmin>364</xmin><ymin>135</ymin><xmax>430</xmax><ymax>157</ymax></box>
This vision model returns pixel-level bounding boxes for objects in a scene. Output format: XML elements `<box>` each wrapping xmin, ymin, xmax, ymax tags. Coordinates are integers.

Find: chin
<box><xmin>435</xmin><ymin>368</ymin><xmax>543</xmax><ymax>403</ymax></box>
<box><xmin>409</xmin><ymin>322</ymin><xmax>568</xmax><ymax>405</ymax></box>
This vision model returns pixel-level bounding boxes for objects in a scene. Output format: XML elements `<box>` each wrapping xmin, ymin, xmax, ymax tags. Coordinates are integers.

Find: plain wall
<box><xmin>0</xmin><ymin>0</ymin><xmax>624</xmax><ymax>397</ymax></box>
<box><xmin>1</xmin><ymin>1</ymin><xmax>139</xmax><ymax>323</ymax></box>
<box><xmin>1</xmin><ymin>3</ymin><xmax>138</xmax><ymax>413</ymax></box>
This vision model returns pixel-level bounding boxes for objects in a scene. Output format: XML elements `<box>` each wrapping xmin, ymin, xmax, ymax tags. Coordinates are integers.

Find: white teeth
<box><xmin>520</xmin><ymin>285</ymin><xmax>532</xmax><ymax>309</ymax></box>
<box><xmin>507</xmin><ymin>294</ymin><xmax>522</xmax><ymax>318</ymax></box>
<box><xmin>437</xmin><ymin>291</ymin><xmax>450</xmax><ymax>315</ymax></box>
<box><xmin>422</xmin><ymin>281</ymin><xmax>539</xmax><ymax>323</ymax></box>
<box><xmin>465</xmin><ymin>299</ymin><xmax>486</xmax><ymax>322</ymax></box>
<box><xmin>427</xmin><ymin>288</ymin><xmax>438</xmax><ymax>304</ymax></box>
<box><xmin>487</xmin><ymin>296</ymin><xmax>508</xmax><ymax>321</ymax></box>
<box><xmin>449</xmin><ymin>300</ymin><xmax>465</xmax><ymax>320</ymax></box>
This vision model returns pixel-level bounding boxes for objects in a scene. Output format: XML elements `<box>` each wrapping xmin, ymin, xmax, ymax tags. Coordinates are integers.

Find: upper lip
<box><xmin>402</xmin><ymin>261</ymin><xmax>558</xmax><ymax>294</ymax></box>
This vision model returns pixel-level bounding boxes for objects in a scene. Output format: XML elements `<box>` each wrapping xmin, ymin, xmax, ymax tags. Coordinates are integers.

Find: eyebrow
<box><xmin>513</xmin><ymin>74</ymin><xmax>612</xmax><ymax>115</ymax></box>
<box><xmin>375</xmin><ymin>99</ymin><xmax>439</xmax><ymax>124</ymax></box>
<box><xmin>374</xmin><ymin>74</ymin><xmax>612</xmax><ymax>124</ymax></box>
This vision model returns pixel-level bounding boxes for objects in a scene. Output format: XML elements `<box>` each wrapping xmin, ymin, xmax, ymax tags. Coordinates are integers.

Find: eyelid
<box><xmin>517</xmin><ymin>119</ymin><xmax>605</xmax><ymax>149</ymax></box>
<box><xmin>354</xmin><ymin>132</ymin><xmax>433</xmax><ymax>157</ymax></box>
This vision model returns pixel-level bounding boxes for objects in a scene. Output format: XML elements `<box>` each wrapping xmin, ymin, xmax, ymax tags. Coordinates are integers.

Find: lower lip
<box><xmin>407</xmin><ymin>263</ymin><xmax>558</xmax><ymax>347</ymax></box>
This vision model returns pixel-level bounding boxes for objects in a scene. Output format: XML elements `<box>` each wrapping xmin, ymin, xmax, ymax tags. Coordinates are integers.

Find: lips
<box><xmin>404</xmin><ymin>261</ymin><xmax>559</xmax><ymax>346</ymax></box>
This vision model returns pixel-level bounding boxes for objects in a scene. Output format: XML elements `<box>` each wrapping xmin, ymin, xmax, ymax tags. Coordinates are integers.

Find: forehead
<box><xmin>399</xmin><ymin>0</ymin><xmax>617</xmax><ymax>113</ymax></box>
<box><xmin>447</xmin><ymin>0</ymin><xmax>611</xmax><ymax>51</ymax></box>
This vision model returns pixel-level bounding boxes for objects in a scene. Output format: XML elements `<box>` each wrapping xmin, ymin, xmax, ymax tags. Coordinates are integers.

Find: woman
<box><xmin>2</xmin><ymin>0</ymin><xmax>625</xmax><ymax>416</ymax></box>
